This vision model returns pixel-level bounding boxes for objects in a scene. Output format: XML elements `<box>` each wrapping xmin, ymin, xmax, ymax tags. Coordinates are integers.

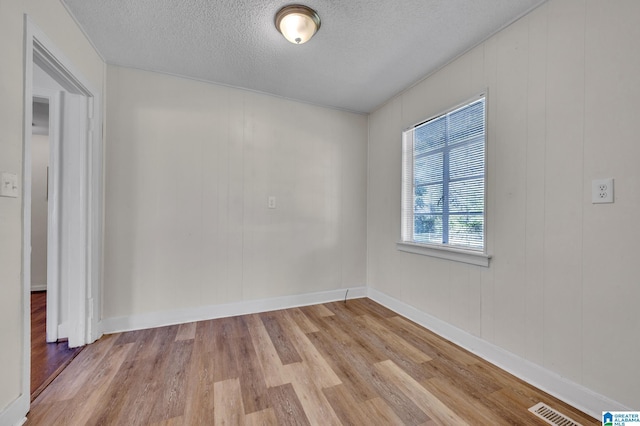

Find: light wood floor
<box><xmin>27</xmin><ymin>298</ymin><xmax>597</xmax><ymax>425</ymax></box>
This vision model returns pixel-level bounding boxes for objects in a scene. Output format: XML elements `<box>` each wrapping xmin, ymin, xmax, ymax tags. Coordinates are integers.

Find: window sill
<box><xmin>396</xmin><ymin>241</ymin><xmax>491</xmax><ymax>267</ymax></box>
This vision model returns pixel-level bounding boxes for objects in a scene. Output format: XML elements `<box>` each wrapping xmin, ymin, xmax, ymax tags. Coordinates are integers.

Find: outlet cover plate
<box><xmin>592</xmin><ymin>178</ymin><xmax>614</xmax><ymax>204</ymax></box>
<box><xmin>268</xmin><ymin>196</ymin><xmax>276</xmax><ymax>209</ymax></box>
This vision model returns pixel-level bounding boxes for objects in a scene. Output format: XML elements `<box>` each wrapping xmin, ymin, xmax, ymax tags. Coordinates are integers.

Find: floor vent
<box><xmin>528</xmin><ymin>402</ymin><xmax>583</xmax><ymax>426</ymax></box>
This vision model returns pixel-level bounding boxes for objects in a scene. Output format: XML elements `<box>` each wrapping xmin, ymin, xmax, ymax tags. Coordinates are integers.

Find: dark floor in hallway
<box><xmin>31</xmin><ymin>291</ymin><xmax>83</xmax><ymax>401</ymax></box>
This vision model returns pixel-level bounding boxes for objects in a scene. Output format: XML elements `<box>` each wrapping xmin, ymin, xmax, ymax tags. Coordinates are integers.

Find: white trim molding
<box><xmin>33</xmin><ymin>86</ymin><xmax>62</xmax><ymax>344</ymax></box>
<box><xmin>0</xmin><ymin>395</ymin><xmax>27</xmax><ymax>426</ymax></box>
<box><xmin>30</xmin><ymin>284</ymin><xmax>47</xmax><ymax>292</ymax></box>
<box><xmin>102</xmin><ymin>287</ymin><xmax>367</xmax><ymax>334</ymax></box>
<box><xmin>367</xmin><ymin>287</ymin><xmax>630</xmax><ymax>420</ymax></box>
<box><xmin>397</xmin><ymin>241</ymin><xmax>491</xmax><ymax>267</ymax></box>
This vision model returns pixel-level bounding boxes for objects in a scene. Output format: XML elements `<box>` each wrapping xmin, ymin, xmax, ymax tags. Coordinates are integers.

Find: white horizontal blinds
<box><xmin>445</xmin><ymin>98</ymin><xmax>485</xmax><ymax>249</ymax></box>
<box><xmin>412</xmin><ymin>116</ymin><xmax>445</xmax><ymax>245</ymax></box>
<box><xmin>402</xmin><ymin>96</ymin><xmax>486</xmax><ymax>251</ymax></box>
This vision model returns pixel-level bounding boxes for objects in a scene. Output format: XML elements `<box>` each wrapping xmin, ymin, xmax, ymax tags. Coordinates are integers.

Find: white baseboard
<box><xmin>30</xmin><ymin>284</ymin><xmax>47</xmax><ymax>292</ymax></box>
<box><xmin>0</xmin><ymin>393</ymin><xmax>28</xmax><ymax>426</ymax></box>
<box><xmin>367</xmin><ymin>288</ymin><xmax>629</xmax><ymax>420</ymax></box>
<box><xmin>101</xmin><ymin>286</ymin><xmax>367</xmax><ymax>334</ymax></box>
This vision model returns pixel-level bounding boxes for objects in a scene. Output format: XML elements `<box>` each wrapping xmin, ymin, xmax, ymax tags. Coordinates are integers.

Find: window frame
<box><xmin>397</xmin><ymin>92</ymin><xmax>491</xmax><ymax>267</ymax></box>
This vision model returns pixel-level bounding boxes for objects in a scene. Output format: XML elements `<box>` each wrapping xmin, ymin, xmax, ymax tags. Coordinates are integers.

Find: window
<box><xmin>399</xmin><ymin>95</ymin><xmax>489</xmax><ymax>266</ymax></box>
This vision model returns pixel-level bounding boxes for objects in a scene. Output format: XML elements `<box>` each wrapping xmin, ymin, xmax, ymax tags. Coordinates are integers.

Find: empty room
<box><xmin>1</xmin><ymin>0</ymin><xmax>639</xmax><ymax>425</ymax></box>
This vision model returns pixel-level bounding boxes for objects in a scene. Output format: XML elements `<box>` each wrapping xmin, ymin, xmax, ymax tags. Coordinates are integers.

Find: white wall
<box><xmin>103</xmin><ymin>66</ymin><xmax>367</xmax><ymax>321</ymax></box>
<box><xmin>0</xmin><ymin>0</ymin><xmax>103</xmax><ymax>417</ymax></box>
<box><xmin>367</xmin><ymin>0</ymin><xmax>640</xmax><ymax>410</ymax></box>
<box><xmin>31</xmin><ymin>133</ymin><xmax>49</xmax><ymax>290</ymax></box>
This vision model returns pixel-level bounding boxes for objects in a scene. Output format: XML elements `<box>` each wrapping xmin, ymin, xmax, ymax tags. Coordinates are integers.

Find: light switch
<box><xmin>0</xmin><ymin>172</ymin><xmax>18</xmax><ymax>198</ymax></box>
<box><xmin>268</xmin><ymin>196</ymin><xmax>276</xmax><ymax>209</ymax></box>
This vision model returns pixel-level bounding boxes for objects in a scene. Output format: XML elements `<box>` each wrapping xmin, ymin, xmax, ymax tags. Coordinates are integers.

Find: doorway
<box><xmin>29</xmin><ymin>96</ymin><xmax>83</xmax><ymax>401</ymax></box>
<box><xmin>20</xmin><ymin>16</ymin><xmax>104</xmax><ymax>412</ymax></box>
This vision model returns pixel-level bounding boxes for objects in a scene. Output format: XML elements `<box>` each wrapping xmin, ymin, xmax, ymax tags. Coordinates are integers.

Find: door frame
<box><xmin>32</xmin><ymin>88</ymin><xmax>62</xmax><ymax>343</ymax></box>
<box><xmin>21</xmin><ymin>13</ymin><xmax>103</xmax><ymax>409</ymax></box>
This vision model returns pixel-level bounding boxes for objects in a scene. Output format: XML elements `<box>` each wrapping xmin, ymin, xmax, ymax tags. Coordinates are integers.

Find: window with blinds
<box><xmin>401</xmin><ymin>95</ymin><xmax>486</xmax><ymax>252</ymax></box>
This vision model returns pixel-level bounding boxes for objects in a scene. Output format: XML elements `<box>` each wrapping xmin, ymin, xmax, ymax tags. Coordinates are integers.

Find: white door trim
<box><xmin>60</xmin><ymin>92</ymin><xmax>89</xmax><ymax>348</ymax></box>
<box><xmin>21</xmin><ymin>14</ymin><xmax>104</xmax><ymax>417</ymax></box>
<box><xmin>32</xmin><ymin>88</ymin><xmax>62</xmax><ymax>343</ymax></box>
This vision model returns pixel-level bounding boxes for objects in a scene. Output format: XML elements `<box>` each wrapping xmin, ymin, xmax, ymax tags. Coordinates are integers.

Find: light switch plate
<box><xmin>0</xmin><ymin>172</ymin><xmax>19</xmax><ymax>198</ymax></box>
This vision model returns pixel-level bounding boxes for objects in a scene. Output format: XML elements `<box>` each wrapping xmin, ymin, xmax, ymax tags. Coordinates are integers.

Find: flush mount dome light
<box><xmin>275</xmin><ymin>5</ymin><xmax>321</xmax><ymax>44</ymax></box>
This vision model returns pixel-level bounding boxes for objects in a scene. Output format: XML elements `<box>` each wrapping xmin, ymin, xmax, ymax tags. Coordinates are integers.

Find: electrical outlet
<box><xmin>268</xmin><ymin>196</ymin><xmax>276</xmax><ymax>209</ymax></box>
<box><xmin>592</xmin><ymin>178</ymin><xmax>614</xmax><ymax>204</ymax></box>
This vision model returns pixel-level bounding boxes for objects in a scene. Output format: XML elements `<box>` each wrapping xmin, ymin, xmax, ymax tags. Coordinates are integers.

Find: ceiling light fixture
<box><xmin>275</xmin><ymin>5</ymin><xmax>321</xmax><ymax>45</ymax></box>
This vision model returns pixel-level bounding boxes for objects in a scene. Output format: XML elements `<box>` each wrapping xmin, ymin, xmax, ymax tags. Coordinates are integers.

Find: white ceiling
<box><xmin>61</xmin><ymin>0</ymin><xmax>545</xmax><ymax>114</ymax></box>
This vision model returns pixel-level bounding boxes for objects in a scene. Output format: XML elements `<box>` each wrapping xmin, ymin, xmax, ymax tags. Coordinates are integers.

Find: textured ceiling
<box><xmin>61</xmin><ymin>0</ymin><xmax>545</xmax><ymax>113</ymax></box>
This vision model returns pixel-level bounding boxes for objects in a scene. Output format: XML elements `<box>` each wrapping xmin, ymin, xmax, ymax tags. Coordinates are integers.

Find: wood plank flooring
<box><xmin>31</xmin><ymin>291</ymin><xmax>83</xmax><ymax>401</ymax></box>
<box><xmin>27</xmin><ymin>298</ymin><xmax>598</xmax><ymax>425</ymax></box>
